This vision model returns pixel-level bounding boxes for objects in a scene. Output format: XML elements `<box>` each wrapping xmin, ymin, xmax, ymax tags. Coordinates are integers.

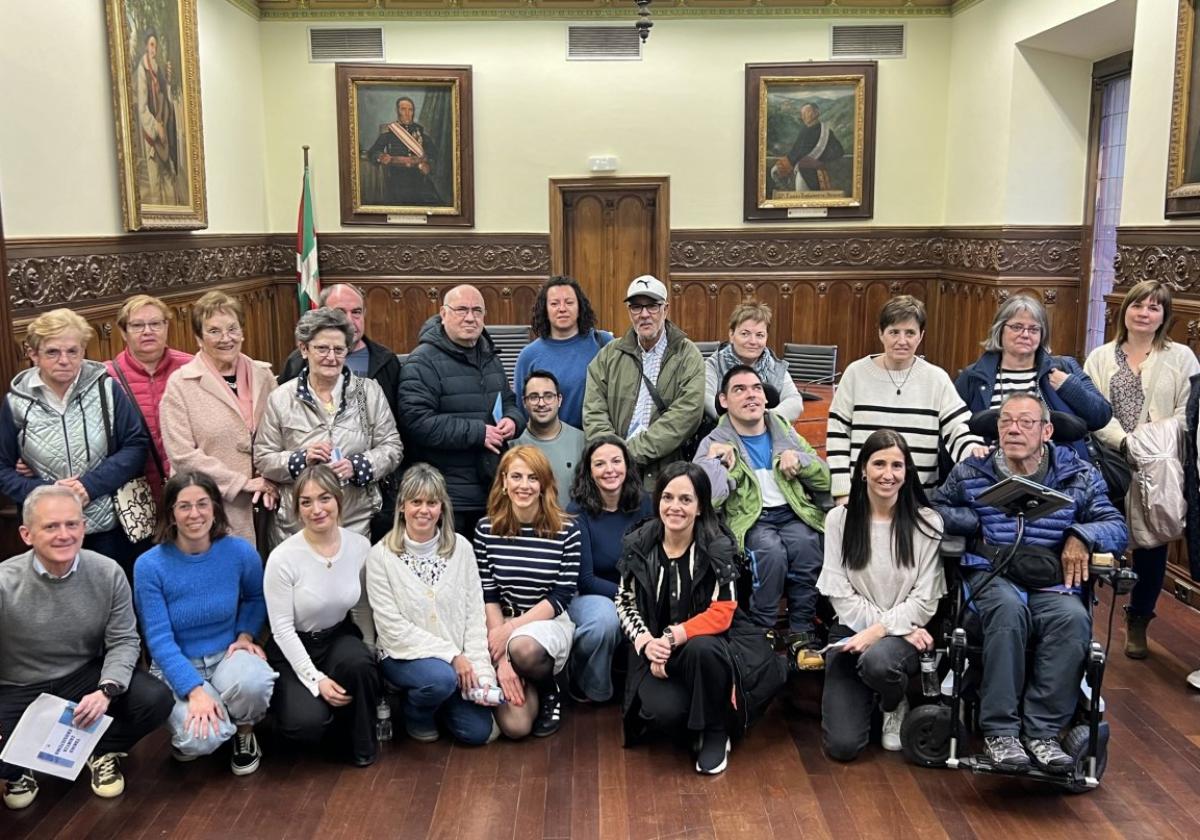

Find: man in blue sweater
<box><xmin>933</xmin><ymin>393</ymin><xmax>1127</xmax><ymax>775</ymax></box>
<box><xmin>0</xmin><ymin>486</ymin><xmax>172</xmax><ymax>810</ymax></box>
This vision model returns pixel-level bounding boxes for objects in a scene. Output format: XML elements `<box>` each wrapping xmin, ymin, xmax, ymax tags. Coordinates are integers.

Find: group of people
<box><xmin>0</xmin><ymin>270</ymin><xmax>1193</xmax><ymax>809</ymax></box>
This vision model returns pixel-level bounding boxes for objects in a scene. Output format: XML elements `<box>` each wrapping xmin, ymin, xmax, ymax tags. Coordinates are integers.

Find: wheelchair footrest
<box><xmin>961</xmin><ymin>755</ymin><xmax>1095</xmax><ymax>788</ymax></box>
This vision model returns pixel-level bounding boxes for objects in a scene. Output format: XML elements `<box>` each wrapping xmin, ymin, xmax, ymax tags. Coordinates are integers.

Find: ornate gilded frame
<box><xmin>745</xmin><ymin>62</ymin><xmax>877</xmax><ymax>222</ymax></box>
<box><xmin>1167</xmin><ymin>0</ymin><xmax>1200</xmax><ymax>217</ymax></box>
<box><xmin>104</xmin><ymin>0</ymin><xmax>207</xmax><ymax>230</ymax></box>
<box><xmin>335</xmin><ymin>63</ymin><xmax>474</xmax><ymax>227</ymax></box>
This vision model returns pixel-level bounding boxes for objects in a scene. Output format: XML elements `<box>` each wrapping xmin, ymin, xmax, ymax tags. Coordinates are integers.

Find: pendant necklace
<box><xmin>305</xmin><ymin>534</ymin><xmax>339</xmax><ymax>569</ymax></box>
<box><xmin>884</xmin><ymin>361</ymin><xmax>914</xmax><ymax>395</ymax></box>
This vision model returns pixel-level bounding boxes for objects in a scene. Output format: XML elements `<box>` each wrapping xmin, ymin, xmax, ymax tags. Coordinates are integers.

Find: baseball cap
<box><xmin>624</xmin><ymin>275</ymin><xmax>668</xmax><ymax>304</ymax></box>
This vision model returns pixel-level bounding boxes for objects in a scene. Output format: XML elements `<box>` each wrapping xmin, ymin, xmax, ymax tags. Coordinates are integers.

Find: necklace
<box><xmin>303</xmin><ymin>533</ymin><xmax>340</xmax><ymax>569</ymax></box>
<box><xmin>883</xmin><ymin>359</ymin><xmax>915</xmax><ymax>395</ymax></box>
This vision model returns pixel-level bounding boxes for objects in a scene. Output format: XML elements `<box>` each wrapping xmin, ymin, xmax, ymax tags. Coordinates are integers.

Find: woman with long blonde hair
<box><xmin>474</xmin><ymin>445</ymin><xmax>581</xmax><ymax>739</ymax></box>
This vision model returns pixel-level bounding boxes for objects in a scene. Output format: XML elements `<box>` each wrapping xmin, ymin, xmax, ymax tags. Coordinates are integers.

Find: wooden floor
<box><xmin>7</xmin><ymin>594</ymin><xmax>1200</xmax><ymax>840</ymax></box>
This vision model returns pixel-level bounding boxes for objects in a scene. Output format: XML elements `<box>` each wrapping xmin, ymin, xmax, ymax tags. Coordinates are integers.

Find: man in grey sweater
<box><xmin>0</xmin><ymin>486</ymin><xmax>172</xmax><ymax>811</ymax></box>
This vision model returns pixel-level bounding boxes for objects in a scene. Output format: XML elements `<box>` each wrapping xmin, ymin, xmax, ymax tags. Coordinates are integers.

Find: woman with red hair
<box><xmin>474</xmin><ymin>445</ymin><xmax>581</xmax><ymax>740</ymax></box>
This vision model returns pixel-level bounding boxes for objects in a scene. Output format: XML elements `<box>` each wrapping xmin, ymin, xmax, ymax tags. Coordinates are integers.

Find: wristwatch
<box><xmin>98</xmin><ymin>681</ymin><xmax>123</xmax><ymax>700</ymax></box>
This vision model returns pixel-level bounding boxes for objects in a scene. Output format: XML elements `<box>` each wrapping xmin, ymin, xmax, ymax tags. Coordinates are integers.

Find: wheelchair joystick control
<box><xmin>920</xmin><ymin>651</ymin><xmax>939</xmax><ymax>697</ymax></box>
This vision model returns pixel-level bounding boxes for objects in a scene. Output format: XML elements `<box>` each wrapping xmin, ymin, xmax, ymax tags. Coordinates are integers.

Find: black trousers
<box><xmin>635</xmin><ymin>635</ymin><xmax>732</xmax><ymax>733</ymax></box>
<box><xmin>266</xmin><ymin>622</ymin><xmax>381</xmax><ymax>761</ymax></box>
<box><xmin>452</xmin><ymin>508</ymin><xmax>484</xmax><ymax>541</ymax></box>
<box><xmin>0</xmin><ymin>660</ymin><xmax>173</xmax><ymax>781</ymax></box>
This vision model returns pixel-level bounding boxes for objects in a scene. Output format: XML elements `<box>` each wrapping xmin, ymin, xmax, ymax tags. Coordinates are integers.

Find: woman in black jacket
<box><xmin>615</xmin><ymin>461</ymin><xmax>742</xmax><ymax>775</ymax></box>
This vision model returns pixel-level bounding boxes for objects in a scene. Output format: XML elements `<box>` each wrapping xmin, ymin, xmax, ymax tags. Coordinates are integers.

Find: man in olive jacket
<box><xmin>583</xmin><ymin>275</ymin><xmax>704</xmax><ymax>490</ymax></box>
<box><xmin>397</xmin><ymin>285</ymin><xmax>523</xmax><ymax>537</ymax></box>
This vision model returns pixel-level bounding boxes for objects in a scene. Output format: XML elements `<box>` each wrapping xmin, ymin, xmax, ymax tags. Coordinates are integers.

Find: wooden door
<box><xmin>549</xmin><ymin>176</ymin><xmax>670</xmax><ymax>337</ymax></box>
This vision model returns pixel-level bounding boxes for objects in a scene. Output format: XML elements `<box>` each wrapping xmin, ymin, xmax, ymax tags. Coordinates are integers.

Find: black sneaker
<box><xmin>532</xmin><ymin>690</ymin><xmax>562</xmax><ymax>737</ymax></box>
<box><xmin>983</xmin><ymin>735</ymin><xmax>1031</xmax><ymax>771</ymax></box>
<box><xmin>230</xmin><ymin>731</ymin><xmax>262</xmax><ymax>776</ymax></box>
<box><xmin>695</xmin><ymin>729</ymin><xmax>731</xmax><ymax>775</ymax></box>
<box><xmin>86</xmin><ymin>751</ymin><xmax>127</xmax><ymax>798</ymax></box>
<box><xmin>3</xmin><ymin>772</ymin><xmax>38</xmax><ymax>810</ymax></box>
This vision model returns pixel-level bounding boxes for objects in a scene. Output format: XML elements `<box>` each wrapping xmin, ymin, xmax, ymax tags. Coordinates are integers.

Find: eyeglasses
<box><xmin>40</xmin><ymin>348</ymin><xmax>83</xmax><ymax>361</ymax></box>
<box><xmin>1004</xmin><ymin>323</ymin><xmax>1042</xmax><ymax>336</ymax></box>
<box><xmin>127</xmin><ymin>320</ymin><xmax>167</xmax><ymax>333</ymax></box>
<box><xmin>204</xmin><ymin>326</ymin><xmax>243</xmax><ymax>340</ymax></box>
<box><xmin>524</xmin><ymin>392</ymin><xmax>560</xmax><ymax>404</ymax></box>
<box><xmin>173</xmin><ymin>499</ymin><xmax>213</xmax><ymax>514</ymax></box>
<box><xmin>446</xmin><ymin>305</ymin><xmax>485</xmax><ymax>319</ymax></box>
<box><xmin>309</xmin><ymin>344</ymin><xmax>348</xmax><ymax>358</ymax></box>
<box><xmin>628</xmin><ymin>302</ymin><xmax>663</xmax><ymax>315</ymax></box>
<box><xmin>998</xmin><ymin>417</ymin><xmax>1045</xmax><ymax>431</ymax></box>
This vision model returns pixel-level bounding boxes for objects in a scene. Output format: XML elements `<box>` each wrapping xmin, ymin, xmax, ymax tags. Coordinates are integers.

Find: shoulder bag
<box><xmin>98</xmin><ymin>376</ymin><xmax>157</xmax><ymax>542</ymax></box>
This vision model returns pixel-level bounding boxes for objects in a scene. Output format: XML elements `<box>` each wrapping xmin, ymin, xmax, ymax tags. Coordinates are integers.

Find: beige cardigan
<box><xmin>1083</xmin><ymin>340</ymin><xmax>1200</xmax><ymax>449</ymax></box>
<box><xmin>160</xmin><ymin>354</ymin><xmax>276</xmax><ymax>542</ymax></box>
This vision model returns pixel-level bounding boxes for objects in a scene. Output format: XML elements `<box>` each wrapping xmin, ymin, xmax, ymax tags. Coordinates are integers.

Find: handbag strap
<box><xmin>97</xmin><ymin>376</ymin><xmax>115</xmax><ymax>458</ymax></box>
<box><xmin>112</xmin><ymin>360</ymin><xmax>166</xmax><ymax>480</ymax></box>
<box><xmin>636</xmin><ymin>361</ymin><xmax>669</xmax><ymax>416</ymax></box>
<box><xmin>1137</xmin><ymin>349</ymin><xmax>1166</xmax><ymax>427</ymax></box>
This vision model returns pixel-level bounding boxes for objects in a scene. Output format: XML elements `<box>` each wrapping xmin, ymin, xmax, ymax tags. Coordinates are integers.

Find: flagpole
<box><xmin>302</xmin><ymin>144</ymin><xmax>310</xmax><ymax>170</ymax></box>
<box><xmin>297</xmin><ymin>145</ymin><xmax>321</xmax><ymax>312</ymax></box>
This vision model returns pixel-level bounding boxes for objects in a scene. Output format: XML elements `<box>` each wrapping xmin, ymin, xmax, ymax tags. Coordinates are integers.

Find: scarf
<box><xmin>714</xmin><ymin>341</ymin><xmax>780</xmax><ymax>382</ymax></box>
<box><xmin>198</xmin><ymin>351</ymin><xmax>258</xmax><ymax>434</ymax></box>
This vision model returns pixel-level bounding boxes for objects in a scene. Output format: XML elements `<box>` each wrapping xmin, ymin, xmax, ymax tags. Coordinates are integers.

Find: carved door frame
<box><xmin>548</xmin><ymin>175</ymin><xmax>671</xmax><ymax>284</ymax></box>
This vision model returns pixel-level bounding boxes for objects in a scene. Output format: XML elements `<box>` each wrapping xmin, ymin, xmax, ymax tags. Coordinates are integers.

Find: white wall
<box><xmin>259</xmin><ymin>18</ymin><xmax>953</xmax><ymax>233</ymax></box>
<box><xmin>0</xmin><ymin>0</ymin><xmax>267</xmax><ymax>237</ymax></box>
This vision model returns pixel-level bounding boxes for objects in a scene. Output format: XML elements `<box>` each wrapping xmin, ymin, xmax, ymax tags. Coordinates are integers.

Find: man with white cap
<box><xmin>583</xmin><ymin>275</ymin><xmax>704</xmax><ymax>489</ymax></box>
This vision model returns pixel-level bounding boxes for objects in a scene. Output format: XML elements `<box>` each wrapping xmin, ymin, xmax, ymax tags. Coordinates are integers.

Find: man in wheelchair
<box><xmin>931</xmin><ymin>393</ymin><xmax>1127</xmax><ymax>774</ymax></box>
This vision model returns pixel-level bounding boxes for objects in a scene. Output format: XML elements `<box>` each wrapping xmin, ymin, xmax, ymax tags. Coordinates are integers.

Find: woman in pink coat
<box><xmin>161</xmin><ymin>291</ymin><xmax>277</xmax><ymax>544</ymax></box>
<box><xmin>106</xmin><ymin>294</ymin><xmax>192</xmax><ymax>501</ymax></box>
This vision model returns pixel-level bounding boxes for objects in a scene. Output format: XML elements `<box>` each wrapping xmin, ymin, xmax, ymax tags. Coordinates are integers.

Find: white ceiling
<box><xmin>1019</xmin><ymin>0</ymin><xmax>1137</xmax><ymax>61</ymax></box>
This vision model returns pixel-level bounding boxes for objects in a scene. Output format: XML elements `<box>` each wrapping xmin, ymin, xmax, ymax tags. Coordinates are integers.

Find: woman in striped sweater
<box><xmin>475</xmin><ymin>445</ymin><xmax>581</xmax><ymax>739</ymax></box>
<box><xmin>827</xmin><ymin>295</ymin><xmax>987</xmax><ymax>501</ymax></box>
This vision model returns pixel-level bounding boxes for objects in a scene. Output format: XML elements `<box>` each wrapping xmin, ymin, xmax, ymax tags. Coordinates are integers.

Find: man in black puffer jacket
<box><xmin>398</xmin><ymin>285</ymin><xmax>524</xmax><ymax>537</ymax></box>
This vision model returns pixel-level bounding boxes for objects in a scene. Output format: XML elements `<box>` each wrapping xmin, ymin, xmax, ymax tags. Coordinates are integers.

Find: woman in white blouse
<box><xmin>817</xmin><ymin>429</ymin><xmax>945</xmax><ymax>761</ymax></box>
<box><xmin>1084</xmin><ymin>280</ymin><xmax>1200</xmax><ymax>660</ymax></box>
<box><xmin>264</xmin><ymin>465</ymin><xmax>380</xmax><ymax>767</ymax></box>
<box><xmin>367</xmin><ymin>463</ymin><xmax>499</xmax><ymax>745</ymax></box>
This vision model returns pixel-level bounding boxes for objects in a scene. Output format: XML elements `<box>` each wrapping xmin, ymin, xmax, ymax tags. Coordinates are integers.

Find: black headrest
<box><xmin>967</xmin><ymin>408</ymin><xmax>1088</xmax><ymax>444</ymax></box>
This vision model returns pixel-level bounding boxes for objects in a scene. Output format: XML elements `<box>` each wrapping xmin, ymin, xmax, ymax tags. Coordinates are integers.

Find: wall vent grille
<box><xmin>309</xmin><ymin>27</ymin><xmax>385</xmax><ymax>63</ymax></box>
<box><xmin>567</xmin><ymin>26</ymin><xmax>643</xmax><ymax>61</ymax></box>
<box><xmin>830</xmin><ymin>24</ymin><xmax>905</xmax><ymax>60</ymax></box>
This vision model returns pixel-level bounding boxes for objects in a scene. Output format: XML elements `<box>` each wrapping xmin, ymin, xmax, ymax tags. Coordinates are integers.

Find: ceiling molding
<box><xmin>237</xmin><ymin>1</ymin><xmax>958</xmax><ymax>23</ymax></box>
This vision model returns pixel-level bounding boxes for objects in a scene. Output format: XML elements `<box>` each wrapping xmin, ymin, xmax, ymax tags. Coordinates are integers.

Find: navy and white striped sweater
<box><xmin>474</xmin><ymin>517</ymin><xmax>581</xmax><ymax>616</ymax></box>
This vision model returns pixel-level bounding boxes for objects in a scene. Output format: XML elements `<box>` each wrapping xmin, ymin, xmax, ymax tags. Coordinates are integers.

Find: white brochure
<box><xmin>0</xmin><ymin>693</ymin><xmax>113</xmax><ymax>781</ymax></box>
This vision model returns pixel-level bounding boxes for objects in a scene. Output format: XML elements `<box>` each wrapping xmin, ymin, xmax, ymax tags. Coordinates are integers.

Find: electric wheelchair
<box><xmin>899</xmin><ymin>409</ymin><xmax>1137</xmax><ymax>793</ymax></box>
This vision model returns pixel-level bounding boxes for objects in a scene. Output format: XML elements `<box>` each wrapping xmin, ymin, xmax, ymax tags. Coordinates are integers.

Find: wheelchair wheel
<box><xmin>1062</xmin><ymin>722</ymin><xmax>1109</xmax><ymax>794</ymax></box>
<box><xmin>901</xmin><ymin>703</ymin><xmax>954</xmax><ymax>767</ymax></box>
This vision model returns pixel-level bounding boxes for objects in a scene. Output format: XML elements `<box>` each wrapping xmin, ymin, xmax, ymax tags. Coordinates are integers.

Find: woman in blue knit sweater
<box><xmin>134</xmin><ymin>471</ymin><xmax>277</xmax><ymax>776</ymax></box>
<box><xmin>565</xmin><ymin>435</ymin><xmax>651</xmax><ymax>702</ymax></box>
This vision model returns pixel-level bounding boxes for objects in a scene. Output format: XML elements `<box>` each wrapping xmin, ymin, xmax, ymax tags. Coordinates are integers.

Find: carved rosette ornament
<box><xmin>1042</xmin><ymin>289</ymin><xmax>1057</xmax><ymax>304</ymax></box>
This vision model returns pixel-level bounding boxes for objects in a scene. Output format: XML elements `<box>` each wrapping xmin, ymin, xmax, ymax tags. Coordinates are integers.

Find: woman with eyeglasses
<box><xmin>256</xmin><ymin>308</ymin><xmax>403</xmax><ymax>550</ymax></box>
<box><xmin>0</xmin><ymin>309</ymin><xmax>149</xmax><ymax>578</ymax></box>
<box><xmin>160</xmin><ymin>291</ymin><xmax>279</xmax><ymax>544</ymax></box>
<box><xmin>105</xmin><ymin>294</ymin><xmax>192</xmax><ymax>501</ymax></box>
<box><xmin>955</xmin><ymin>294</ymin><xmax>1111</xmax><ymax>461</ymax></box>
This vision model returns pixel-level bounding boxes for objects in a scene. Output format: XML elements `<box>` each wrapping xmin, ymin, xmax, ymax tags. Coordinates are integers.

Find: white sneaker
<box><xmin>1187</xmin><ymin>669</ymin><xmax>1200</xmax><ymax>690</ymax></box>
<box><xmin>881</xmin><ymin>697</ymin><xmax>908</xmax><ymax>751</ymax></box>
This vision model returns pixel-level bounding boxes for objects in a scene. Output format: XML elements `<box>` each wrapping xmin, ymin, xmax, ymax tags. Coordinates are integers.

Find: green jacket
<box><xmin>583</xmin><ymin>321</ymin><xmax>704</xmax><ymax>489</ymax></box>
<box><xmin>694</xmin><ymin>412</ymin><xmax>831</xmax><ymax>551</ymax></box>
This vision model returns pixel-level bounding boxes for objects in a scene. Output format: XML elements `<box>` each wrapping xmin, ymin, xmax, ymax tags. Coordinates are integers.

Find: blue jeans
<box><xmin>153</xmin><ymin>649</ymin><xmax>278</xmax><ymax>757</ymax></box>
<box><xmin>744</xmin><ymin>507</ymin><xmax>823</xmax><ymax>634</ymax></box>
<box><xmin>379</xmin><ymin>657</ymin><xmax>494</xmax><ymax>746</ymax></box>
<box><xmin>567</xmin><ymin>594</ymin><xmax>621</xmax><ymax>702</ymax></box>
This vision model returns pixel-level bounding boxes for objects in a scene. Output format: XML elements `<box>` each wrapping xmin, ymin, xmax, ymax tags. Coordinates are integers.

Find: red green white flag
<box><xmin>296</xmin><ymin>165</ymin><xmax>320</xmax><ymax>311</ymax></box>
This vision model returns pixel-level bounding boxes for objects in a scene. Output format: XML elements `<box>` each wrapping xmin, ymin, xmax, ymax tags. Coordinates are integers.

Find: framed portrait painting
<box><xmin>336</xmin><ymin>63</ymin><xmax>474</xmax><ymax>227</ymax></box>
<box><xmin>745</xmin><ymin>62</ymin><xmax>877</xmax><ymax>222</ymax></box>
<box><xmin>104</xmin><ymin>0</ymin><xmax>207</xmax><ymax>230</ymax></box>
<box><xmin>1166</xmin><ymin>0</ymin><xmax>1200</xmax><ymax>217</ymax></box>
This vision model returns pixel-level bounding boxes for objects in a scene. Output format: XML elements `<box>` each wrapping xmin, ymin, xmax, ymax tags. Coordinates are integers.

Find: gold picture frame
<box><xmin>1167</xmin><ymin>0</ymin><xmax>1200</xmax><ymax>217</ymax></box>
<box><xmin>745</xmin><ymin>62</ymin><xmax>877</xmax><ymax>222</ymax></box>
<box><xmin>336</xmin><ymin>63</ymin><xmax>475</xmax><ymax>227</ymax></box>
<box><xmin>104</xmin><ymin>0</ymin><xmax>207</xmax><ymax>230</ymax></box>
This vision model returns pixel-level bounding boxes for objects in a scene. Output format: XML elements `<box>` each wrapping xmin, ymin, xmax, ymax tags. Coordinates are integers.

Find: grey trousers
<box><xmin>744</xmin><ymin>506</ymin><xmax>823</xmax><ymax>634</ymax></box>
<box><xmin>821</xmin><ymin>627</ymin><xmax>919</xmax><ymax>761</ymax></box>
<box><xmin>962</xmin><ymin>568</ymin><xmax>1091</xmax><ymax>739</ymax></box>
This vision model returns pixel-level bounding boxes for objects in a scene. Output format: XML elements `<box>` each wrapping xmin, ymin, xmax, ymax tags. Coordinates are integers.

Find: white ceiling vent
<box><xmin>567</xmin><ymin>26</ymin><xmax>643</xmax><ymax>61</ymax></box>
<box><xmin>309</xmin><ymin>27</ymin><xmax>385</xmax><ymax>63</ymax></box>
<box><xmin>830</xmin><ymin>24</ymin><xmax>906</xmax><ymax>60</ymax></box>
